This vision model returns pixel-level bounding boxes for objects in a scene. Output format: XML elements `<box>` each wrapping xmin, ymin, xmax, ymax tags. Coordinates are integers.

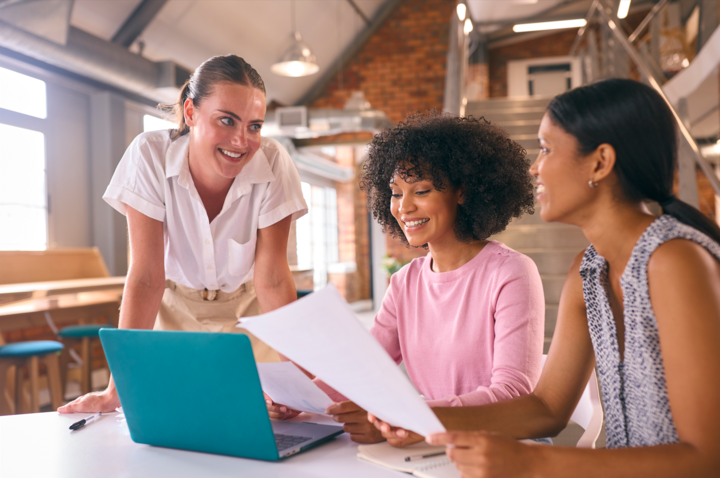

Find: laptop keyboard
<box><xmin>274</xmin><ymin>433</ymin><xmax>312</xmax><ymax>450</ymax></box>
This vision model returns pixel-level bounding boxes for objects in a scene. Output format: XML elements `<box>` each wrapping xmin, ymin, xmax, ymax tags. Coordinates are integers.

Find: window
<box><xmin>0</xmin><ymin>66</ymin><xmax>46</xmax><ymax>118</ymax></box>
<box><xmin>0</xmin><ymin>123</ymin><xmax>47</xmax><ymax>250</ymax></box>
<box><xmin>0</xmin><ymin>66</ymin><xmax>47</xmax><ymax>250</ymax></box>
<box><xmin>143</xmin><ymin>114</ymin><xmax>175</xmax><ymax>132</ymax></box>
<box><xmin>296</xmin><ymin>182</ymin><xmax>339</xmax><ymax>289</ymax></box>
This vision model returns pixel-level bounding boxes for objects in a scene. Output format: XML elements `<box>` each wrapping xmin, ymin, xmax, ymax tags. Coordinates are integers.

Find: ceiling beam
<box><xmin>295</xmin><ymin>0</ymin><xmax>404</xmax><ymax>107</ymax></box>
<box><xmin>345</xmin><ymin>0</ymin><xmax>371</xmax><ymax>26</ymax></box>
<box><xmin>111</xmin><ymin>0</ymin><xmax>168</xmax><ymax>48</ymax></box>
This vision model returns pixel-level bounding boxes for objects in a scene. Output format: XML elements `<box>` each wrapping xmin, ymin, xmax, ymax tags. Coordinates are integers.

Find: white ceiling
<box><xmin>68</xmin><ymin>0</ymin><xmax>585</xmax><ymax>105</ymax></box>
<box><xmin>70</xmin><ymin>0</ymin><xmax>385</xmax><ymax>106</ymax></box>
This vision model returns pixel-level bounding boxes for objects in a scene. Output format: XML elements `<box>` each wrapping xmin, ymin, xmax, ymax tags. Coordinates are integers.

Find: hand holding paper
<box><xmin>256</xmin><ymin>362</ymin><xmax>334</xmax><ymax>415</ymax></box>
<box><xmin>237</xmin><ymin>285</ymin><xmax>445</xmax><ymax>437</ymax></box>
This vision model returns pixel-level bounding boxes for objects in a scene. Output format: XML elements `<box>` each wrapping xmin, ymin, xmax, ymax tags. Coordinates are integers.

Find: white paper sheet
<box><xmin>256</xmin><ymin>362</ymin><xmax>334</xmax><ymax>415</ymax></box>
<box><xmin>237</xmin><ymin>285</ymin><xmax>445</xmax><ymax>437</ymax></box>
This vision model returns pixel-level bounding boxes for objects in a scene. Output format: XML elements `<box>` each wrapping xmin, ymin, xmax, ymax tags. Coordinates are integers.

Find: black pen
<box><xmin>69</xmin><ymin>412</ymin><xmax>102</xmax><ymax>431</ymax></box>
<box><xmin>404</xmin><ymin>451</ymin><xmax>446</xmax><ymax>462</ymax></box>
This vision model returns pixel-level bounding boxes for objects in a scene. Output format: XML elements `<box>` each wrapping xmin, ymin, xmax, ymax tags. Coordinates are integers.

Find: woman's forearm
<box><xmin>434</xmin><ymin>393</ymin><xmax>566</xmax><ymax>439</ymax></box>
<box><xmin>533</xmin><ymin>441</ymin><xmax>717</xmax><ymax>478</ymax></box>
<box><xmin>254</xmin><ymin>266</ymin><xmax>296</xmax><ymax>313</ymax></box>
<box><xmin>117</xmin><ymin>272</ymin><xmax>165</xmax><ymax>330</ymax></box>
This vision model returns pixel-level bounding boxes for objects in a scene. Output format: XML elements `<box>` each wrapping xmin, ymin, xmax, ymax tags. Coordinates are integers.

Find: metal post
<box><xmin>676</xmin><ymin>99</ymin><xmax>701</xmax><ymax>207</ymax></box>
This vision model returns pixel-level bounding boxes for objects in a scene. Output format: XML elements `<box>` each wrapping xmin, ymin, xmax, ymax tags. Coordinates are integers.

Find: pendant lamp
<box><xmin>271</xmin><ymin>1</ymin><xmax>319</xmax><ymax>77</ymax></box>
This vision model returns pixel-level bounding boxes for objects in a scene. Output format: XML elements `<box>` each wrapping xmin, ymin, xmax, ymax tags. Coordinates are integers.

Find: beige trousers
<box><xmin>154</xmin><ymin>279</ymin><xmax>280</xmax><ymax>363</ymax></box>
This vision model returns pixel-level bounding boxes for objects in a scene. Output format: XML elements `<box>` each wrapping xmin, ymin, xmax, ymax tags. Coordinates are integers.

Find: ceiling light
<box><xmin>617</xmin><ymin>0</ymin><xmax>631</xmax><ymax>19</ymax></box>
<box><xmin>464</xmin><ymin>18</ymin><xmax>473</xmax><ymax>34</ymax></box>
<box><xmin>513</xmin><ymin>19</ymin><xmax>587</xmax><ymax>33</ymax></box>
<box><xmin>272</xmin><ymin>0</ymin><xmax>319</xmax><ymax>78</ymax></box>
<box><xmin>272</xmin><ymin>32</ymin><xmax>319</xmax><ymax>77</ymax></box>
<box><xmin>456</xmin><ymin>3</ymin><xmax>466</xmax><ymax>21</ymax></box>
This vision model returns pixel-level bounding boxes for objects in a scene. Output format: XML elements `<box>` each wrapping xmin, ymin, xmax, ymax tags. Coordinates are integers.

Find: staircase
<box><xmin>466</xmin><ymin>97</ymin><xmax>590</xmax><ymax>352</ymax></box>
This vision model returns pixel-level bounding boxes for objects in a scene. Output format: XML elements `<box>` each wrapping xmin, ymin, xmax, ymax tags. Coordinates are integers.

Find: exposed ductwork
<box><xmin>0</xmin><ymin>18</ymin><xmax>190</xmax><ymax>102</ymax></box>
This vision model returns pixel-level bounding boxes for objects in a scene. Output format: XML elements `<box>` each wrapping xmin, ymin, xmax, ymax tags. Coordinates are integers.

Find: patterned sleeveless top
<box><xmin>580</xmin><ymin>215</ymin><xmax>720</xmax><ymax>448</ymax></box>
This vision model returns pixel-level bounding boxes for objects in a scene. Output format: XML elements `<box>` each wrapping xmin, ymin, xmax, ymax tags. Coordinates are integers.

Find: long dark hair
<box><xmin>547</xmin><ymin>78</ymin><xmax>720</xmax><ymax>243</ymax></box>
<box><xmin>159</xmin><ymin>54</ymin><xmax>265</xmax><ymax>140</ymax></box>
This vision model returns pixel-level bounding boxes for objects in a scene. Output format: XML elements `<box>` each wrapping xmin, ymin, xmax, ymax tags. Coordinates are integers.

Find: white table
<box><xmin>0</xmin><ymin>411</ymin><xmax>406</xmax><ymax>477</ymax></box>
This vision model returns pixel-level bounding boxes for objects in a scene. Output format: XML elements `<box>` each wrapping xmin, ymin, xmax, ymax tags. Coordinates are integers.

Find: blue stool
<box><xmin>0</xmin><ymin>340</ymin><xmax>64</xmax><ymax>415</ymax></box>
<box><xmin>58</xmin><ymin>324</ymin><xmax>113</xmax><ymax>396</ymax></box>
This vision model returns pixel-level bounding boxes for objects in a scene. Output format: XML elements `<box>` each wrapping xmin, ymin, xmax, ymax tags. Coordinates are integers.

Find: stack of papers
<box><xmin>238</xmin><ymin>285</ymin><xmax>445</xmax><ymax>437</ymax></box>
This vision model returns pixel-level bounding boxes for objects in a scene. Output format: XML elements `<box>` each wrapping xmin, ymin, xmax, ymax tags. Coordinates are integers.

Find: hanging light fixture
<box><xmin>271</xmin><ymin>0</ymin><xmax>319</xmax><ymax>77</ymax></box>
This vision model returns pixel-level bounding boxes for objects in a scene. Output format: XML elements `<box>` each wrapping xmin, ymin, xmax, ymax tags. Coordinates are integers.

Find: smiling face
<box><xmin>185</xmin><ymin>81</ymin><xmax>266</xmax><ymax>186</ymax></box>
<box><xmin>389</xmin><ymin>173</ymin><xmax>463</xmax><ymax>248</ymax></box>
<box><xmin>530</xmin><ymin>113</ymin><xmax>600</xmax><ymax>224</ymax></box>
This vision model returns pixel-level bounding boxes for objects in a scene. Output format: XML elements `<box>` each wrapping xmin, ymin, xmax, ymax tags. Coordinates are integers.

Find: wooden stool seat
<box><xmin>0</xmin><ymin>340</ymin><xmax>64</xmax><ymax>415</ymax></box>
<box><xmin>58</xmin><ymin>324</ymin><xmax>111</xmax><ymax>338</ymax></box>
<box><xmin>0</xmin><ymin>340</ymin><xmax>63</xmax><ymax>357</ymax></box>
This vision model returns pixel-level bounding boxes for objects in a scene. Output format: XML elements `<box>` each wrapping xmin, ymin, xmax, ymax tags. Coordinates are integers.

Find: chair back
<box><xmin>0</xmin><ymin>248</ymin><xmax>110</xmax><ymax>285</ymax></box>
<box><xmin>541</xmin><ymin>355</ymin><xmax>604</xmax><ymax>448</ymax></box>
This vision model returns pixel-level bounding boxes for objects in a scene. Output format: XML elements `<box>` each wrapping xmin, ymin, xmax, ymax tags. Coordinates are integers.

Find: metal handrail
<box><xmin>569</xmin><ymin>0</ymin><xmax>600</xmax><ymax>56</ymax></box>
<box><xmin>628</xmin><ymin>0</ymin><xmax>669</xmax><ymax>44</ymax></box>
<box><xmin>570</xmin><ymin>0</ymin><xmax>720</xmax><ymax>197</ymax></box>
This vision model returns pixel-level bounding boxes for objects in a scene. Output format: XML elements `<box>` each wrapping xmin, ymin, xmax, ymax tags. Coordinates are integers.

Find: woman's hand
<box><xmin>264</xmin><ymin>393</ymin><xmax>302</xmax><ymax>420</ymax></box>
<box><xmin>326</xmin><ymin>401</ymin><xmax>385</xmax><ymax>444</ymax></box>
<box><xmin>367</xmin><ymin>413</ymin><xmax>425</xmax><ymax>447</ymax></box>
<box><xmin>427</xmin><ymin>431</ymin><xmax>542</xmax><ymax>478</ymax></box>
<box><xmin>57</xmin><ymin>387</ymin><xmax>121</xmax><ymax>414</ymax></box>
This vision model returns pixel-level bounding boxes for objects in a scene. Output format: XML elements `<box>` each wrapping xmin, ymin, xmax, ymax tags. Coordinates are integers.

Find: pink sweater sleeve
<box><xmin>425</xmin><ymin>255</ymin><xmax>545</xmax><ymax>408</ymax></box>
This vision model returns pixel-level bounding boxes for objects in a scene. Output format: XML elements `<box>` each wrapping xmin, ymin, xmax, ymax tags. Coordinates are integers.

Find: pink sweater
<box><xmin>317</xmin><ymin>241</ymin><xmax>545</xmax><ymax>407</ymax></box>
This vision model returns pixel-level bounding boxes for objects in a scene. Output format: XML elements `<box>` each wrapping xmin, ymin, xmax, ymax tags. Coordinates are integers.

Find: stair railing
<box><xmin>570</xmin><ymin>0</ymin><xmax>720</xmax><ymax>201</ymax></box>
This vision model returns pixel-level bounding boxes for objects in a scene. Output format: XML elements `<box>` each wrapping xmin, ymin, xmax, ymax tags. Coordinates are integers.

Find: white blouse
<box><xmin>103</xmin><ymin>130</ymin><xmax>307</xmax><ymax>292</ymax></box>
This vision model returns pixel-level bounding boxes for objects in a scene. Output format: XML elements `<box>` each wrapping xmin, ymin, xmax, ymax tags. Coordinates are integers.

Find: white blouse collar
<box><xmin>164</xmin><ymin>133</ymin><xmax>276</xmax><ymax>192</ymax></box>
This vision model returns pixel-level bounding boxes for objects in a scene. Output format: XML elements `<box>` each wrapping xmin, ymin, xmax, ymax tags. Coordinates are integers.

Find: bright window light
<box><xmin>296</xmin><ymin>182</ymin><xmax>339</xmax><ymax>290</ymax></box>
<box><xmin>0</xmin><ymin>66</ymin><xmax>46</xmax><ymax>118</ymax></box>
<box><xmin>513</xmin><ymin>19</ymin><xmax>587</xmax><ymax>33</ymax></box>
<box><xmin>617</xmin><ymin>0</ymin><xmax>631</xmax><ymax>19</ymax></box>
<box><xmin>0</xmin><ymin>123</ymin><xmax>47</xmax><ymax>250</ymax></box>
<box><xmin>143</xmin><ymin>114</ymin><xmax>175</xmax><ymax>132</ymax></box>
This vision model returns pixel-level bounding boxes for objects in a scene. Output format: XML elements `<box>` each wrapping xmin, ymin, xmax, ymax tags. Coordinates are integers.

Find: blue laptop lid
<box><xmin>99</xmin><ymin>329</ymin><xmax>279</xmax><ymax>461</ymax></box>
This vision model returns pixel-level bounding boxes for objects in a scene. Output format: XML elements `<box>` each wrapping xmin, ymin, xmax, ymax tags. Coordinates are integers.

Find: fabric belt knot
<box><xmin>202</xmin><ymin>288</ymin><xmax>218</xmax><ymax>301</ymax></box>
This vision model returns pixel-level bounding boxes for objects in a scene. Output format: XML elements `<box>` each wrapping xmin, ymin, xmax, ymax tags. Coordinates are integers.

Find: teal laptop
<box><xmin>99</xmin><ymin>329</ymin><xmax>344</xmax><ymax>461</ymax></box>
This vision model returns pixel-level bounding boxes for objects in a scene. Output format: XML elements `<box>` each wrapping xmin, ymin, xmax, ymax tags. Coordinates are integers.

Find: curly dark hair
<box><xmin>360</xmin><ymin>111</ymin><xmax>535</xmax><ymax>246</ymax></box>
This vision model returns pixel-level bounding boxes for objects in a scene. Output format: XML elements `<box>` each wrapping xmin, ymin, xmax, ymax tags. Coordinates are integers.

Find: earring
<box><xmin>588</xmin><ymin>180</ymin><xmax>599</xmax><ymax>188</ymax></box>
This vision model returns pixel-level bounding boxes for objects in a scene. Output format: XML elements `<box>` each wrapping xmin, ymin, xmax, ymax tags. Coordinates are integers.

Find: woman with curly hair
<box><xmin>321</xmin><ymin>111</ymin><xmax>546</xmax><ymax>445</ymax></box>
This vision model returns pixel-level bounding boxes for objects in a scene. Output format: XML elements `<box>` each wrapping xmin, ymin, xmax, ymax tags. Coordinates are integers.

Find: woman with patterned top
<box><xmin>370</xmin><ymin>79</ymin><xmax>720</xmax><ymax>477</ymax></box>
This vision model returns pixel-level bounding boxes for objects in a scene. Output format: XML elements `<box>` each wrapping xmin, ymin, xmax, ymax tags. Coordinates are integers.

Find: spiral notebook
<box><xmin>357</xmin><ymin>442</ymin><xmax>460</xmax><ymax>478</ymax></box>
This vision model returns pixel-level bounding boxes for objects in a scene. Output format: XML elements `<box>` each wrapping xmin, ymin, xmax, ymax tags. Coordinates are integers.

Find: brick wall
<box><xmin>310</xmin><ymin>0</ymin><xmax>455</xmax><ymax>272</ymax></box>
<box><xmin>311</xmin><ymin>0</ymin><xmax>454</xmax><ymax>123</ymax></box>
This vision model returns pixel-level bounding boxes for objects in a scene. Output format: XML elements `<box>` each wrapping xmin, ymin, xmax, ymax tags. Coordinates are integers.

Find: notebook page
<box><xmin>357</xmin><ymin>442</ymin><xmax>457</xmax><ymax>476</ymax></box>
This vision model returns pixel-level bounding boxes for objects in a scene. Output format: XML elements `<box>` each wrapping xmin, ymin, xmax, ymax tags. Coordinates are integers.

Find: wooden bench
<box><xmin>0</xmin><ymin>248</ymin><xmax>122</xmax><ymax>412</ymax></box>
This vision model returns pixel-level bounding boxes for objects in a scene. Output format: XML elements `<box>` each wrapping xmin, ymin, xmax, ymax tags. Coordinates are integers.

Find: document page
<box><xmin>256</xmin><ymin>362</ymin><xmax>334</xmax><ymax>415</ymax></box>
<box><xmin>237</xmin><ymin>285</ymin><xmax>445</xmax><ymax>437</ymax></box>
